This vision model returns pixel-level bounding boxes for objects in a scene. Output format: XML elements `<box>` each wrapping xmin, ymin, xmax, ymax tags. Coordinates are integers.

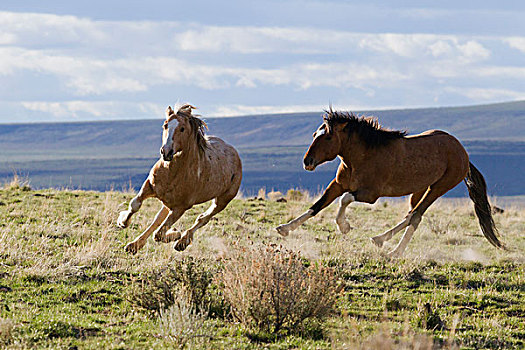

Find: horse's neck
<box><xmin>168</xmin><ymin>142</ymin><xmax>202</xmax><ymax>172</ymax></box>
<box><xmin>339</xmin><ymin>133</ymin><xmax>367</xmax><ymax>166</ymax></box>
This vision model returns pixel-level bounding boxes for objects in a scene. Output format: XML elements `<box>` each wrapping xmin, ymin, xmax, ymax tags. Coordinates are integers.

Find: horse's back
<box><xmin>404</xmin><ymin>129</ymin><xmax>469</xmax><ymax>177</ymax></box>
<box><xmin>377</xmin><ymin>130</ymin><xmax>469</xmax><ymax>196</ymax></box>
<box><xmin>205</xmin><ymin>136</ymin><xmax>243</xmax><ymax>191</ymax></box>
<box><xmin>207</xmin><ymin>136</ymin><xmax>242</xmax><ymax>172</ymax></box>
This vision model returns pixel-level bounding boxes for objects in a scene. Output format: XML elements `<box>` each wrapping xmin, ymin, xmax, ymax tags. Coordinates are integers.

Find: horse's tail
<box><xmin>464</xmin><ymin>162</ymin><xmax>505</xmax><ymax>249</ymax></box>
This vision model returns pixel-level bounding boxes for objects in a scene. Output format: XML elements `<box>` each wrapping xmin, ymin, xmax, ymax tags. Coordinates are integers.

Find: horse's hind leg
<box><xmin>153</xmin><ymin>207</ymin><xmax>187</xmax><ymax>243</ymax></box>
<box><xmin>387</xmin><ymin>178</ymin><xmax>458</xmax><ymax>257</ymax></box>
<box><xmin>335</xmin><ymin>192</ymin><xmax>355</xmax><ymax>234</ymax></box>
<box><xmin>117</xmin><ymin>179</ymin><xmax>154</xmax><ymax>228</ymax></box>
<box><xmin>174</xmin><ymin>195</ymin><xmax>232</xmax><ymax>252</ymax></box>
<box><xmin>370</xmin><ymin>189</ymin><xmax>427</xmax><ymax>248</ymax></box>
<box><xmin>125</xmin><ymin>206</ymin><xmax>187</xmax><ymax>253</ymax></box>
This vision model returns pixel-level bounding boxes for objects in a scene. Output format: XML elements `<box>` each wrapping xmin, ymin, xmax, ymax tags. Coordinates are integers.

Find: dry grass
<box><xmin>0</xmin><ymin>184</ymin><xmax>523</xmax><ymax>348</ymax></box>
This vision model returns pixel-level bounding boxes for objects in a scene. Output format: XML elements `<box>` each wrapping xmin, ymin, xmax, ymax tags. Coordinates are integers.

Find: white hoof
<box><xmin>276</xmin><ymin>224</ymin><xmax>290</xmax><ymax>237</ymax></box>
<box><xmin>117</xmin><ymin>211</ymin><xmax>131</xmax><ymax>228</ymax></box>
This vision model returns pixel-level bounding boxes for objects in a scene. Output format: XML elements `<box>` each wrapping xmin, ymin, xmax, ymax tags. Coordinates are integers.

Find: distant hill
<box><xmin>1</xmin><ymin>100</ymin><xmax>524</xmax><ymax>196</ymax></box>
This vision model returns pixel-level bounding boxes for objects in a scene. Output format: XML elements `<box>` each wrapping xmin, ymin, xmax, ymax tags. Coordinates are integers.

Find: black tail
<box><xmin>464</xmin><ymin>162</ymin><xmax>504</xmax><ymax>249</ymax></box>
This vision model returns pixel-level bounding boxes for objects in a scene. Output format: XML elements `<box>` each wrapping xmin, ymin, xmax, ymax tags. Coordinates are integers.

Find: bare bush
<box><xmin>219</xmin><ymin>243</ymin><xmax>340</xmax><ymax>334</ymax></box>
<box><xmin>267</xmin><ymin>190</ymin><xmax>283</xmax><ymax>201</ymax></box>
<box><xmin>129</xmin><ymin>257</ymin><xmax>214</xmax><ymax>314</ymax></box>
<box><xmin>286</xmin><ymin>189</ymin><xmax>305</xmax><ymax>201</ymax></box>
<box><xmin>426</xmin><ymin>216</ymin><xmax>451</xmax><ymax>236</ymax></box>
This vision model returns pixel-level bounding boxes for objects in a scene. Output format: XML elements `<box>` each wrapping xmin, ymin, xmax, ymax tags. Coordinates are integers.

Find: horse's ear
<box><xmin>179</xmin><ymin>104</ymin><xmax>196</xmax><ymax>115</ymax></box>
<box><xmin>165</xmin><ymin>106</ymin><xmax>174</xmax><ymax>117</ymax></box>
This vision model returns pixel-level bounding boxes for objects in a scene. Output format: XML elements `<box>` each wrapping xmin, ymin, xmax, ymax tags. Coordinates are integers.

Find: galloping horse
<box><xmin>276</xmin><ymin>108</ymin><xmax>504</xmax><ymax>256</ymax></box>
<box><xmin>118</xmin><ymin>104</ymin><xmax>242</xmax><ymax>253</ymax></box>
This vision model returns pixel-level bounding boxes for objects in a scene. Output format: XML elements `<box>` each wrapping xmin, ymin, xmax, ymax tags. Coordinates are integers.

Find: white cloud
<box><xmin>505</xmin><ymin>37</ymin><xmax>525</xmax><ymax>54</ymax></box>
<box><xmin>0</xmin><ymin>10</ymin><xmax>524</xmax><ymax>122</ymax></box>
<box><xmin>209</xmin><ymin>101</ymin><xmax>416</xmax><ymax>118</ymax></box>
<box><xmin>21</xmin><ymin>101</ymin><xmax>163</xmax><ymax>119</ymax></box>
<box><xmin>457</xmin><ymin>40</ymin><xmax>490</xmax><ymax>61</ymax></box>
<box><xmin>444</xmin><ymin>87</ymin><xmax>525</xmax><ymax>101</ymax></box>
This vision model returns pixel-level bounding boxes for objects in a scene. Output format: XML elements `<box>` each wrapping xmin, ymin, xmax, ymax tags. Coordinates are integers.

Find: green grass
<box><xmin>0</xmin><ymin>182</ymin><xmax>524</xmax><ymax>349</ymax></box>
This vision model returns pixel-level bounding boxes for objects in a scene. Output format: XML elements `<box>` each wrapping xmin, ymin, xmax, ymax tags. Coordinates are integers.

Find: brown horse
<box><xmin>118</xmin><ymin>104</ymin><xmax>242</xmax><ymax>253</ymax></box>
<box><xmin>276</xmin><ymin>108</ymin><xmax>504</xmax><ymax>256</ymax></box>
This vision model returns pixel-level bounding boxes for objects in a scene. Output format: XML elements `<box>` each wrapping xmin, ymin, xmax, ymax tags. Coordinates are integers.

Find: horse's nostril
<box><xmin>160</xmin><ymin>147</ymin><xmax>164</xmax><ymax>155</ymax></box>
<box><xmin>304</xmin><ymin>157</ymin><xmax>312</xmax><ymax>166</ymax></box>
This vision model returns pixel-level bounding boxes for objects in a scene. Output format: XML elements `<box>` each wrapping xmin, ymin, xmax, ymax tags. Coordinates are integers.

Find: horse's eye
<box><xmin>325</xmin><ymin>135</ymin><xmax>333</xmax><ymax>141</ymax></box>
<box><xmin>180</xmin><ymin>127</ymin><xmax>185</xmax><ymax>132</ymax></box>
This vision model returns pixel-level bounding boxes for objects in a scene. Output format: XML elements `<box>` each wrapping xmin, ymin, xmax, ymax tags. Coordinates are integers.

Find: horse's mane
<box><xmin>323</xmin><ymin>108</ymin><xmax>406</xmax><ymax>148</ymax></box>
<box><xmin>167</xmin><ymin>104</ymin><xmax>209</xmax><ymax>153</ymax></box>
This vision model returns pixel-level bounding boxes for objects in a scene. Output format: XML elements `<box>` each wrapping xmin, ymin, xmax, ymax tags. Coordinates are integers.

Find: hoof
<box><xmin>154</xmin><ymin>232</ymin><xmax>165</xmax><ymax>242</ymax></box>
<box><xmin>174</xmin><ymin>238</ymin><xmax>190</xmax><ymax>252</ymax></box>
<box><xmin>275</xmin><ymin>225</ymin><xmax>290</xmax><ymax>237</ymax></box>
<box><xmin>125</xmin><ymin>241</ymin><xmax>139</xmax><ymax>254</ymax></box>
<box><xmin>386</xmin><ymin>249</ymin><xmax>403</xmax><ymax>258</ymax></box>
<box><xmin>336</xmin><ymin>220</ymin><xmax>352</xmax><ymax>235</ymax></box>
<box><xmin>370</xmin><ymin>236</ymin><xmax>384</xmax><ymax>248</ymax></box>
<box><xmin>156</xmin><ymin>230</ymin><xmax>181</xmax><ymax>243</ymax></box>
<box><xmin>117</xmin><ymin>211</ymin><xmax>131</xmax><ymax>228</ymax></box>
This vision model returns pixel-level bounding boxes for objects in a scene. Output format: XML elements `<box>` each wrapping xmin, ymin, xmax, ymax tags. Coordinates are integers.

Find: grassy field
<box><xmin>0</xmin><ymin>179</ymin><xmax>524</xmax><ymax>349</ymax></box>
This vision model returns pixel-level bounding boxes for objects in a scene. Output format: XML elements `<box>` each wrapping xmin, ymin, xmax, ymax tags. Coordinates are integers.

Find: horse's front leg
<box><xmin>117</xmin><ymin>179</ymin><xmax>154</xmax><ymax>228</ymax></box>
<box><xmin>276</xmin><ymin>180</ymin><xmax>344</xmax><ymax>236</ymax></box>
<box><xmin>125</xmin><ymin>206</ymin><xmax>169</xmax><ymax>254</ymax></box>
<box><xmin>335</xmin><ymin>192</ymin><xmax>355</xmax><ymax>234</ymax></box>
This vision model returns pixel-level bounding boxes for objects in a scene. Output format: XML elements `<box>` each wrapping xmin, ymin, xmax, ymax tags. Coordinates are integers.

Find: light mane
<box><xmin>165</xmin><ymin>104</ymin><xmax>209</xmax><ymax>153</ymax></box>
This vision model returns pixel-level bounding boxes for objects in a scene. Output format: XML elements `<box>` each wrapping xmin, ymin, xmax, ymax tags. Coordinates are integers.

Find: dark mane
<box><xmin>169</xmin><ymin>104</ymin><xmax>209</xmax><ymax>153</ymax></box>
<box><xmin>324</xmin><ymin>108</ymin><xmax>406</xmax><ymax>148</ymax></box>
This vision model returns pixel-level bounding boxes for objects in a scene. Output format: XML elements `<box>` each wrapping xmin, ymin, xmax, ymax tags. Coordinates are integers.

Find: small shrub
<box><xmin>0</xmin><ymin>318</ymin><xmax>14</xmax><ymax>345</ymax></box>
<box><xmin>267</xmin><ymin>190</ymin><xmax>283</xmax><ymax>201</ymax></box>
<box><xmin>3</xmin><ymin>173</ymin><xmax>31</xmax><ymax>191</ymax></box>
<box><xmin>129</xmin><ymin>257</ymin><xmax>215</xmax><ymax>314</ymax></box>
<box><xmin>286</xmin><ymin>189</ymin><xmax>304</xmax><ymax>201</ymax></box>
<box><xmin>219</xmin><ymin>243</ymin><xmax>341</xmax><ymax>335</ymax></box>
<box><xmin>417</xmin><ymin>303</ymin><xmax>445</xmax><ymax>331</ymax></box>
<box><xmin>426</xmin><ymin>216</ymin><xmax>451</xmax><ymax>236</ymax></box>
<box><xmin>31</xmin><ymin>319</ymin><xmax>80</xmax><ymax>341</ymax></box>
<box><xmin>156</xmin><ymin>293</ymin><xmax>211</xmax><ymax>349</ymax></box>
<box><xmin>257</xmin><ymin>188</ymin><xmax>266</xmax><ymax>200</ymax></box>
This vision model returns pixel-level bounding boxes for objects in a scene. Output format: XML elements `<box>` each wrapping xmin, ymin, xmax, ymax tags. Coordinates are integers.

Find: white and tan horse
<box><xmin>118</xmin><ymin>104</ymin><xmax>242</xmax><ymax>253</ymax></box>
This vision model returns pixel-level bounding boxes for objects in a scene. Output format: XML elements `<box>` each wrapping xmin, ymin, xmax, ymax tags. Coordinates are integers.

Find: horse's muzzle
<box><xmin>303</xmin><ymin>156</ymin><xmax>317</xmax><ymax>171</ymax></box>
<box><xmin>160</xmin><ymin>147</ymin><xmax>174</xmax><ymax>161</ymax></box>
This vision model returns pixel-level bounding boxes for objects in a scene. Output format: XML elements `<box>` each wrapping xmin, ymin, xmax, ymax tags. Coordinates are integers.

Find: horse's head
<box><xmin>303</xmin><ymin>117</ymin><xmax>347</xmax><ymax>171</ymax></box>
<box><xmin>160</xmin><ymin>104</ymin><xmax>195</xmax><ymax>161</ymax></box>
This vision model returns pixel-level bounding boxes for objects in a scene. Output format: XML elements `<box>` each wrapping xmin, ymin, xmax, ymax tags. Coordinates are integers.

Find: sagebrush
<box><xmin>220</xmin><ymin>243</ymin><xmax>341</xmax><ymax>334</ymax></box>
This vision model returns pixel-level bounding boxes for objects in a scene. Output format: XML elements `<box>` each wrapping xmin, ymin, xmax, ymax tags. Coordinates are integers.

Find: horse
<box><xmin>117</xmin><ymin>104</ymin><xmax>242</xmax><ymax>253</ymax></box>
<box><xmin>276</xmin><ymin>108</ymin><xmax>504</xmax><ymax>257</ymax></box>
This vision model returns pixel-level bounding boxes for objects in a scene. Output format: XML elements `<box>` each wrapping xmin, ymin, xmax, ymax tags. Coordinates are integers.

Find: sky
<box><xmin>1</xmin><ymin>0</ymin><xmax>524</xmax><ymax>122</ymax></box>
